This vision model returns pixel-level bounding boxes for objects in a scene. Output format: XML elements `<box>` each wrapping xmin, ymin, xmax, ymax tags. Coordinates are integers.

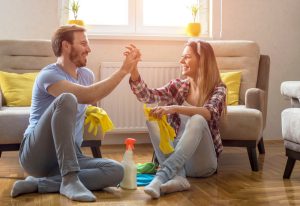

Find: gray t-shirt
<box><xmin>24</xmin><ymin>63</ymin><xmax>95</xmax><ymax>145</ymax></box>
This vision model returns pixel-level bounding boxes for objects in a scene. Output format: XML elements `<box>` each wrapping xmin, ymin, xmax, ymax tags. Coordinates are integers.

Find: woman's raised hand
<box><xmin>121</xmin><ymin>44</ymin><xmax>141</xmax><ymax>75</ymax></box>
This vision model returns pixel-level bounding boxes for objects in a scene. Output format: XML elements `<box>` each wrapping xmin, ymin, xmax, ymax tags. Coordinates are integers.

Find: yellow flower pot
<box><xmin>67</xmin><ymin>19</ymin><xmax>85</xmax><ymax>26</ymax></box>
<box><xmin>186</xmin><ymin>23</ymin><xmax>201</xmax><ymax>37</ymax></box>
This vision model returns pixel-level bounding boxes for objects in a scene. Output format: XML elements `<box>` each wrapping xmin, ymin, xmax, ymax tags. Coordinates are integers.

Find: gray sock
<box><xmin>60</xmin><ymin>172</ymin><xmax>96</xmax><ymax>202</ymax></box>
<box><xmin>160</xmin><ymin>176</ymin><xmax>190</xmax><ymax>194</ymax></box>
<box><xmin>11</xmin><ymin>176</ymin><xmax>38</xmax><ymax>197</ymax></box>
<box><xmin>144</xmin><ymin>177</ymin><xmax>163</xmax><ymax>199</ymax></box>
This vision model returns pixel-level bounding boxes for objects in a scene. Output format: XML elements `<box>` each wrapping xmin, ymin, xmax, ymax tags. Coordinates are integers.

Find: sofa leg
<box><xmin>283</xmin><ymin>157</ymin><xmax>296</xmax><ymax>179</ymax></box>
<box><xmin>91</xmin><ymin>146</ymin><xmax>102</xmax><ymax>158</ymax></box>
<box><xmin>247</xmin><ymin>147</ymin><xmax>259</xmax><ymax>171</ymax></box>
<box><xmin>257</xmin><ymin>137</ymin><xmax>265</xmax><ymax>154</ymax></box>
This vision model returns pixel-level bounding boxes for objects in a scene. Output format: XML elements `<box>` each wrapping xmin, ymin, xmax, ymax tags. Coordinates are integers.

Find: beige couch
<box><xmin>0</xmin><ymin>40</ymin><xmax>102</xmax><ymax>158</ymax></box>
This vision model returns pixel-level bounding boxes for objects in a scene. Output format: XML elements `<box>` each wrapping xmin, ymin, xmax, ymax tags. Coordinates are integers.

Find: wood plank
<box><xmin>0</xmin><ymin>140</ymin><xmax>300</xmax><ymax>206</ymax></box>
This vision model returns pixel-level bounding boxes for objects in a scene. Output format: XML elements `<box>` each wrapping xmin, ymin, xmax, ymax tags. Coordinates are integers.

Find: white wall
<box><xmin>0</xmin><ymin>0</ymin><xmax>59</xmax><ymax>39</ymax></box>
<box><xmin>0</xmin><ymin>0</ymin><xmax>299</xmax><ymax>142</ymax></box>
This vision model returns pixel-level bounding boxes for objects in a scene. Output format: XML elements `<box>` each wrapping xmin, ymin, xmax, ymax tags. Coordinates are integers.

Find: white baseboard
<box><xmin>101</xmin><ymin>132</ymin><xmax>150</xmax><ymax>145</ymax></box>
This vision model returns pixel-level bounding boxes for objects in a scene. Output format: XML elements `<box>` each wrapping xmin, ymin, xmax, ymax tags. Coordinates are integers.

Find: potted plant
<box><xmin>67</xmin><ymin>0</ymin><xmax>84</xmax><ymax>26</ymax></box>
<box><xmin>186</xmin><ymin>3</ymin><xmax>201</xmax><ymax>37</ymax></box>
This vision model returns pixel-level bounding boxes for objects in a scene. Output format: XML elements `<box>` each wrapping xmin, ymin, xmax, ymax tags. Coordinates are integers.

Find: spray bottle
<box><xmin>120</xmin><ymin>138</ymin><xmax>137</xmax><ymax>189</ymax></box>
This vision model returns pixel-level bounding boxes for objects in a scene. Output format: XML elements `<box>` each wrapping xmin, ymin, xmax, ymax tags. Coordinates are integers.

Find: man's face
<box><xmin>69</xmin><ymin>32</ymin><xmax>91</xmax><ymax>67</ymax></box>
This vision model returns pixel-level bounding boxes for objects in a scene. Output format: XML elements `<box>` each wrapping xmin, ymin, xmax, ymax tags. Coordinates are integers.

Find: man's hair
<box><xmin>51</xmin><ymin>25</ymin><xmax>86</xmax><ymax>57</ymax></box>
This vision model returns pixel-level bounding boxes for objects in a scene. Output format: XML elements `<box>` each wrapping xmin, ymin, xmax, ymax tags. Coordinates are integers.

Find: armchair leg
<box><xmin>91</xmin><ymin>146</ymin><xmax>102</xmax><ymax>158</ymax></box>
<box><xmin>283</xmin><ymin>157</ymin><xmax>296</xmax><ymax>179</ymax></box>
<box><xmin>257</xmin><ymin>137</ymin><xmax>265</xmax><ymax>154</ymax></box>
<box><xmin>152</xmin><ymin>151</ymin><xmax>159</xmax><ymax>165</ymax></box>
<box><xmin>247</xmin><ymin>147</ymin><xmax>259</xmax><ymax>171</ymax></box>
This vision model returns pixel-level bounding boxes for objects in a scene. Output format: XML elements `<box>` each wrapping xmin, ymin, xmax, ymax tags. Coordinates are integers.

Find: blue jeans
<box><xmin>19</xmin><ymin>93</ymin><xmax>124</xmax><ymax>192</ymax></box>
<box><xmin>147</xmin><ymin>114</ymin><xmax>217</xmax><ymax>182</ymax></box>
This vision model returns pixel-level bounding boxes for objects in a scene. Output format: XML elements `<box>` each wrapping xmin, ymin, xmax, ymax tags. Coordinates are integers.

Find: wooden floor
<box><xmin>1</xmin><ymin>140</ymin><xmax>300</xmax><ymax>206</ymax></box>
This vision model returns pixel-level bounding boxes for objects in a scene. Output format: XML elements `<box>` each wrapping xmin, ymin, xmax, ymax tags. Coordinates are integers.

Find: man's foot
<box><xmin>144</xmin><ymin>177</ymin><xmax>162</xmax><ymax>199</ymax></box>
<box><xmin>160</xmin><ymin>176</ymin><xmax>190</xmax><ymax>194</ymax></box>
<box><xmin>60</xmin><ymin>172</ymin><xmax>96</xmax><ymax>202</ymax></box>
<box><xmin>11</xmin><ymin>176</ymin><xmax>38</xmax><ymax>197</ymax></box>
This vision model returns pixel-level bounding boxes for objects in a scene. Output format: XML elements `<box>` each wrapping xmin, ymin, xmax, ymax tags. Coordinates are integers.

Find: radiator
<box><xmin>99</xmin><ymin>62</ymin><xmax>180</xmax><ymax>133</ymax></box>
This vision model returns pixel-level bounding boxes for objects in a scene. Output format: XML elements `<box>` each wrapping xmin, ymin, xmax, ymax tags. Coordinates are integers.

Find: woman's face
<box><xmin>179</xmin><ymin>46</ymin><xmax>200</xmax><ymax>78</ymax></box>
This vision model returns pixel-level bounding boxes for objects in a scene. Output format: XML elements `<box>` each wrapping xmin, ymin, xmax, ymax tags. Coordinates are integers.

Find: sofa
<box><xmin>0</xmin><ymin>40</ymin><xmax>102</xmax><ymax>158</ymax></box>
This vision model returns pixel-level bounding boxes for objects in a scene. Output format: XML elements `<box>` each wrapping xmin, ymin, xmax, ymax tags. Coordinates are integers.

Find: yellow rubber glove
<box><xmin>84</xmin><ymin>105</ymin><xmax>115</xmax><ymax>137</ymax></box>
<box><xmin>144</xmin><ymin>104</ymin><xmax>176</xmax><ymax>155</ymax></box>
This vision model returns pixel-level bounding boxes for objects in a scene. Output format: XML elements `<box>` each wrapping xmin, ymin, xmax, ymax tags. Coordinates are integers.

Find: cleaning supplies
<box><xmin>144</xmin><ymin>104</ymin><xmax>176</xmax><ymax>155</ymax></box>
<box><xmin>84</xmin><ymin>105</ymin><xmax>114</xmax><ymax>137</ymax></box>
<box><xmin>120</xmin><ymin>138</ymin><xmax>137</xmax><ymax>189</ymax></box>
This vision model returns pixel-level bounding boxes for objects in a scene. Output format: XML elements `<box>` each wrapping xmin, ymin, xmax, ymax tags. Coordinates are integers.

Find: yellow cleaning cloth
<box><xmin>144</xmin><ymin>105</ymin><xmax>176</xmax><ymax>155</ymax></box>
<box><xmin>84</xmin><ymin>105</ymin><xmax>115</xmax><ymax>137</ymax></box>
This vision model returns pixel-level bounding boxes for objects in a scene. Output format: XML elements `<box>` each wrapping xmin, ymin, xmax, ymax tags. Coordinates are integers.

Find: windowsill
<box><xmin>87</xmin><ymin>33</ymin><xmax>212</xmax><ymax>41</ymax></box>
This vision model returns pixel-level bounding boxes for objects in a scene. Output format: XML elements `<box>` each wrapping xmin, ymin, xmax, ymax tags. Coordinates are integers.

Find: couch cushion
<box><xmin>0</xmin><ymin>71</ymin><xmax>38</xmax><ymax>106</ymax></box>
<box><xmin>220</xmin><ymin>71</ymin><xmax>242</xmax><ymax>106</ymax></box>
<box><xmin>220</xmin><ymin>105</ymin><xmax>263</xmax><ymax>141</ymax></box>
<box><xmin>281</xmin><ymin>108</ymin><xmax>300</xmax><ymax>145</ymax></box>
<box><xmin>0</xmin><ymin>40</ymin><xmax>55</xmax><ymax>73</ymax></box>
<box><xmin>0</xmin><ymin>106</ymin><xmax>30</xmax><ymax>144</ymax></box>
<box><xmin>0</xmin><ymin>106</ymin><xmax>103</xmax><ymax>144</ymax></box>
<box><xmin>284</xmin><ymin>140</ymin><xmax>300</xmax><ymax>153</ymax></box>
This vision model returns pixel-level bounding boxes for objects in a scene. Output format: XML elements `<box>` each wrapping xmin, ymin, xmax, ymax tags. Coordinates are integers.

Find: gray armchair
<box><xmin>281</xmin><ymin>81</ymin><xmax>300</xmax><ymax>178</ymax></box>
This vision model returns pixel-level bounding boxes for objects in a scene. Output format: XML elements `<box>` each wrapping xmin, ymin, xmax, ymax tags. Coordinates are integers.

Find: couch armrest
<box><xmin>280</xmin><ymin>81</ymin><xmax>300</xmax><ymax>98</ymax></box>
<box><xmin>281</xmin><ymin>81</ymin><xmax>300</xmax><ymax>107</ymax></box>
<box><xmin>245</xmin><ymin>88</ymin><xmax>266</xmax><ymax>128</ymax></box>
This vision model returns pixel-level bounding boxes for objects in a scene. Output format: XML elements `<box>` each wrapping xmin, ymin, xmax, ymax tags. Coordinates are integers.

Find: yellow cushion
<box><xmin>220</xmin><ymin>71</ymin><xmax>242</xmax><ymax>105</ymax></box>
<box><xmin>0</xmin><ymin>71</ymin><xmax>38</xmax><ymax>106</ymax></box>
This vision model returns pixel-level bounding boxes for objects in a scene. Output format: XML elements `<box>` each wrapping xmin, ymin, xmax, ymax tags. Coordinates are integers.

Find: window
<box><xmin>61</xmin><ymin>0</ymin><xmax>210</xmax><ymax>37</ymax></box>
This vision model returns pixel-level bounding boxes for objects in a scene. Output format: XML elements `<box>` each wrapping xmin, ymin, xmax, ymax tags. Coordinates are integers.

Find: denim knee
<box><xmin>56</xmin><ymin>93</ymin><xmax>78</xmax><ymax>113</ymax></box>
<box><xmin>110</xmin><ymin>161</ymin><xmax>124</xmax><ymax>185</ymax></box>
<box><xmin>187</xmin><ymin>114</ymin><xmax>208</xmax><ymax>131</ymax></box>
<box><xmin>190</xmin><ymin>114</ymin><xmax>207</xmax><ymax>125</ymax></box>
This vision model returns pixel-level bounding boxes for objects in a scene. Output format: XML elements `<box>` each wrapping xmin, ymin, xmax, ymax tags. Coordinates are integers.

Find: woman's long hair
<box><xmin>186</xmin><ymin>41</ymin><xmax>223</xmax><ymax>107</ymax></box>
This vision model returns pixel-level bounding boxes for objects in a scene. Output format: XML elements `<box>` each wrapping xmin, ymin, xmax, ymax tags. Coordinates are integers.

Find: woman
<box><xmin>128</xmin><ymin>41</ymin><xmax>226</xmax><ymax>198</ymax></box>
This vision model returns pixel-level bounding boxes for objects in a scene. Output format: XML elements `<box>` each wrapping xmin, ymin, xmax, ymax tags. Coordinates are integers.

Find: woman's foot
<box><xmin>11</xmin><ymin>176</ymin><xmax>38</xmax><ymax>197</ymax></box>
<box><xmin>60</xmin><ymin>172</ymin><xmax>96</xmax><ymax>202</ymax></box>
<box><xmin>144</xmin><ymin>177</ymin><xmax>163</xmax><ymax>199</ymax></box>
<box><xmin>160</xmin><ymin>176</ymin><xmax>190</xmax><ymax>194</ymax></box>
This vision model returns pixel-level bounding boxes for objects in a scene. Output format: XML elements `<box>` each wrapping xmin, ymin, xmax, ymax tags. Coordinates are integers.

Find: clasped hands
<box><xmin>122</xmin><ymin>44</ymin><xmax>141</xmax><ymax>74</ymax></box>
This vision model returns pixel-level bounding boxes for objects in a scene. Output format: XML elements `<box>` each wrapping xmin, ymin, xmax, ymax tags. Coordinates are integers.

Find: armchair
<box><xmin>214</xmin><ymin>41</ymin><xmax>270</xmax><ymax>171</ymax></box>
<box><xmin>281</xmin><ymin>81</ymin><xmax>300</xmax><ymax>178</ymax></box>
<box><xmin>0</xmin><ymin>40</ymin><xmax>102</xmax><ymax>158</ymax></box>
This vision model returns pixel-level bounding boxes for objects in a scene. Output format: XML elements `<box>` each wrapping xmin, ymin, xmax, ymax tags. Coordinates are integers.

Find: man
<box><xmin>10</xmin><ymin>25</ymin><xmax>140</xmax><ymax>202</ymax></box>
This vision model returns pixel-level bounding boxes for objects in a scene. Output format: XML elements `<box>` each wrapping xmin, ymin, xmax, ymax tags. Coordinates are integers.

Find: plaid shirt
<box><xmin>129</xmin><ymin>76</ymin><xmax>226</xmax><ymax>157</ymax></box>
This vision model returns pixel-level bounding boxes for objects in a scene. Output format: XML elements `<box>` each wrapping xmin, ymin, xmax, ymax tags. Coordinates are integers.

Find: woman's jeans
<box><xmin>147</xmin><ymin>114</ymin><xmax>217</xmax><ymax>182</ymax></box>
<box><xmin>19</xmin><ymin>93</ymin><xmax>124</xmax><ymax>192</ymax></box>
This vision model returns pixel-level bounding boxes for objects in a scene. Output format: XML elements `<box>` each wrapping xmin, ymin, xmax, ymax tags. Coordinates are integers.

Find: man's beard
<box><xmin>69</xmin><ymin>47</ymin><xmax>87</xmax><ymax>67</ymax></box>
